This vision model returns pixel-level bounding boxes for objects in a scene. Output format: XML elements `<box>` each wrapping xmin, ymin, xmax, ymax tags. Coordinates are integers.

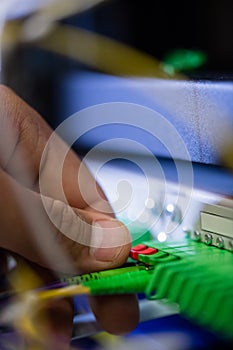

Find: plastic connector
<box><xmin>60</xmin><ymin>232</ymin><xmax>233</xmax><ymax>339</ymax></box>
<box><xmin>83</xmin><ymin>269</ymin><xmax>153</xmax><ymax>296</ymax></box>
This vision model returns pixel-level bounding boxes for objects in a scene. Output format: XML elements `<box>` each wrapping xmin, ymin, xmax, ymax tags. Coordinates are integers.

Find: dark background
<box><xmin>3</xmin><ymin>0</ymin><xmax>233</xmax><ymax>126</ymax></box>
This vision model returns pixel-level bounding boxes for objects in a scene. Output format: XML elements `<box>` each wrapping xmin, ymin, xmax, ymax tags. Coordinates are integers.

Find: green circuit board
<box><xmin>62</xmin><ymin>231</ymin><xmax>233</xmax><ymax>340</ymax></box>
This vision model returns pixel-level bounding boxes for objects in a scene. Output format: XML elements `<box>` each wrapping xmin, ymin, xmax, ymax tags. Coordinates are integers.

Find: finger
<box><xmin>89</xmin><ymin>294</ymin><xmax>139</xmax><ymax>335</ymax></box>
<box><xmin>0</xmin><ymin>86</ymin><xmax>139</xmax><ymax>336</ymax></box>
<box><xmin>0</xmin><ymin>168</ymin><xmax>131</xmax><ymax>273</ymax></box>
<box><xmin>32</xmin><ymin>297</ymin><xmax>74</xmax><ymax>350</ymax></box>
<box><xmin>0</xmin><ymin>85</ymin><xmax>113</xmax><ymax>216</ymax></box>
<box><xmin>25</xmin><ymin>265</ymin><xmax>75</xmax><ymax>349</ymax></box>
<box><xmin>8</xmin><ymin>256</ymin><xmax>74</xmax><ymax>349</ymax></box>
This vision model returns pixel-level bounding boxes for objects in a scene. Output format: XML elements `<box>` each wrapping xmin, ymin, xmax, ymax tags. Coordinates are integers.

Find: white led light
<box><xmin>157</xmin><ymin>231</ymin><xmax>167</xmax><ymax>242</ymax></box>
<box><xmin>166</xmin><ymin>203</ymin><xmax>175</xmax><ymax>213</ymax></box>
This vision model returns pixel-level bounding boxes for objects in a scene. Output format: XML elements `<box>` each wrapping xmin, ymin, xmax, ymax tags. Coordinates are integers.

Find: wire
<box><xmin>37</xmin><ymin>284</ymin><xmax>90</xmax><ymax>301</ymax></box>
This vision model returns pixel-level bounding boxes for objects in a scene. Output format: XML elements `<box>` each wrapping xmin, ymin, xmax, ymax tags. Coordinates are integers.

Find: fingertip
<box><xmin>89</xmin><ymin>294</ymin><xmax>139</xmax><ymax>335</ymax></box>
<box><xmin>72</xmin><ymin>219</ymin><xmax>132</xmax><ymax>273</ymax></box>
<box><xmin>89</xmin><ymin>219</ymin><xmax>131</xmax><ymax>264</ymax></box>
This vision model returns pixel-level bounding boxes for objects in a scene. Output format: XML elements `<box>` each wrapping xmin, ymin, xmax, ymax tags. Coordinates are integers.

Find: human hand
<box><xmin>0</xmin><ymin>85</ymin><xmax>139</xmax><ymax>346</ymax></box>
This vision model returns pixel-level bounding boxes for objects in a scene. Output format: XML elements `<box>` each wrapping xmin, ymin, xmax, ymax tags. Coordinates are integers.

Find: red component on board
<box><xmin>130</xmin><ymin>244</ymin><xmax>157</xmax><ymax>260</ymax></box>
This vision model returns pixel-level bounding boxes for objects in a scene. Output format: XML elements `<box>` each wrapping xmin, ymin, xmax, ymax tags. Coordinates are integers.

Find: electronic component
<box><xmin>188</xmin><ymin>203</ymin><xmax>233</xmax><ymax>251</ymax></box>
<box><xmin>1</xmin><ymin>202</ymin><xmax>232</xmax><ymax>342</ymax></box>
<box><xmin>58</xmin><ymin>232</ymin><xmax>233</xmax><ymax>340</ymax></box>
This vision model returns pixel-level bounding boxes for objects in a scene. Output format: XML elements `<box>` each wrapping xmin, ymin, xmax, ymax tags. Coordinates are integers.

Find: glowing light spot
<box><xmin>166</xmin><ymin>203</ymin><xmax>175</xmax><ymax>213</ymax></box>
<box><xmin>157</xmin><ymin>231</ymin><xmax>167</xmax><ymax>242</ymax></box>
<box><xmin>145</xmin><ymin>198</ymin><xmax>155</xmax><ymax>209</ymax></box>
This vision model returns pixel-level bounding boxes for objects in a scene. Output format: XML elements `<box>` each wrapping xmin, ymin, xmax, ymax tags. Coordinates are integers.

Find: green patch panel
<box><xmin>63</xmin><ymin>232</ymin><xmax>233</xmax><ymax>340</ymax></box>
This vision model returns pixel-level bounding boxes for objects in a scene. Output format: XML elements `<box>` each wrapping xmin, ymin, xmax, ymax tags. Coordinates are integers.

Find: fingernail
<box><xmin>90</xmin><ymin>220</ymin><xmax>131</xmax><ymax>262</ymax></box>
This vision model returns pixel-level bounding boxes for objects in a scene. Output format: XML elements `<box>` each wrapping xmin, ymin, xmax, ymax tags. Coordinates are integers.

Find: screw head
<box><xmin>194</xmin><ymin>230</ymin><xmax>201</xmax><ymax>241</ymax></box>
<box><xmin>204</xmin><ymin>233</ymin><xmax>213</xmax><ymax>245</ymax></box>
<box><xmin>216</xmin><ymin>236</ymin><xmax>224</xmax><ymax>248</ymax></box>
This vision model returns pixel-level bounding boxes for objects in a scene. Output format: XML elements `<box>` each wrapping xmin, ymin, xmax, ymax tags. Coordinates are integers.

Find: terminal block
<box><xmin>191</xmin><ymin>203</ymin><xmax>233</xmax><ymax>251</ymax></box>
<box><xmin>63</xmin><ymin>231</ymin><xmax>233</xmax><ymax>340</ymax></box>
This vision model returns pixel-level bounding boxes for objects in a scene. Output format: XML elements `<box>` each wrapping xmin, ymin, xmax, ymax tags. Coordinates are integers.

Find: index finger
<box><xmin>0</xmin><ymin>85</ymin><xmax>112</xmax><ymax>215</ymax></box>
